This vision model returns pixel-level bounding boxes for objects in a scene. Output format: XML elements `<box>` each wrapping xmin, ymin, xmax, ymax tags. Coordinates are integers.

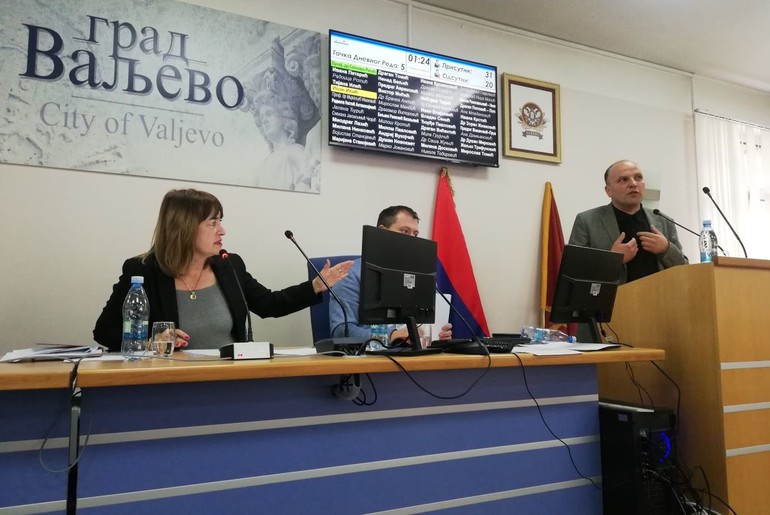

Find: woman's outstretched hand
<box><xmin>312</xmin><ymin>260</ymin><xmax>354</xmax><ymax>293</ymax></box>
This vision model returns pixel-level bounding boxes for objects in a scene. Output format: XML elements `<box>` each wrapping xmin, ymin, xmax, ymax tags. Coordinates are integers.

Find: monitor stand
<box><xmin>588</xmin><ymin>317</ymin><xmax>602</xmax><ymax>344</ymax></box>
<box><xmin>366</xmin><ymin>316</ymin><xmax>443</xmax><ymax>356</ymax></box>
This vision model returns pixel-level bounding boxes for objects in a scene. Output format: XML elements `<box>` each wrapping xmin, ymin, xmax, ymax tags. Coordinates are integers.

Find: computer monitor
<box><xmin>549</xmin><ymin>244</ymin><xmax>624</xmax><ymax>343</ymax></box>
<box><xmin>359</xmin><ymin>225</ymin><xmax>441</xmax><ymax>356</ymax></box>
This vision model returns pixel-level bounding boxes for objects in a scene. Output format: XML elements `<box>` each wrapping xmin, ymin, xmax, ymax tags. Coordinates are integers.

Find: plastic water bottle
<box><xmin>521</xmin><ymin>326</ymin><xmax>577</xmax><ymax>343</ymax></box>
<box><xmin>699</xmin><ymin>220</ymin><xmax>718</xmax><ymax>263</ymax></box>
<box><xmin>369</xmin><ymin>325</ymin><xmax>388</xmax><ymax>351</ymax></box>
<box><xmin>121</xmin><ymin>276</ymin><xmax>150</xmax><ymax>360</ymax></box>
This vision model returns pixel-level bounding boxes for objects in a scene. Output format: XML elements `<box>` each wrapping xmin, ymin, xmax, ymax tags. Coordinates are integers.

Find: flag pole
<box><xmin>440</xmin><ymin>166</ymin><xmax>455</xmax><ymax>198</ymax></box>
<box><xmin>539</xmin><ymin>182</ymin><xmax>553</xmax><ymax>327</ymax></box>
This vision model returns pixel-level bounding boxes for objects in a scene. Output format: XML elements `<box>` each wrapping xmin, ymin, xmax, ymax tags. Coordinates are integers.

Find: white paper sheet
<box><xmin>512</xmin><ymin>342</ymin><xmax>621</xmax><ymax>356</ymax></box>
<box><xmin>431</xmin><ymin>293</ymin><xmax>451</xmax><ymax>337</ymax></box>
<box><xmin>1</xmin><ymin>344</ymin><xmax>104</xmax><ymax>362</ymax></box>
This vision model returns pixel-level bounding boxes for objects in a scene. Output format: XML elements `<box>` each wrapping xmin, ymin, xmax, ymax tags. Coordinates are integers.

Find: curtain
<box><xmin>694</xmin><ymin>113</ymin><xmax>770</xmax><ymax>259</ymax></box>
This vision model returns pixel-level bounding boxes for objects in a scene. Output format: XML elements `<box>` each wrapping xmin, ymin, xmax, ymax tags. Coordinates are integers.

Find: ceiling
<box><xmin>414</xmin><ymin>0</ymin><xmax>770</xmax><ymax>93</ymax></box>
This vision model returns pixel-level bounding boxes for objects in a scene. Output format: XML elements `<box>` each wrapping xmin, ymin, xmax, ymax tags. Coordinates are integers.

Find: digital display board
<box><xmin>329</xmin><ymin>30</ymin><xmax>499</xmax><ymax>167</ymax></box>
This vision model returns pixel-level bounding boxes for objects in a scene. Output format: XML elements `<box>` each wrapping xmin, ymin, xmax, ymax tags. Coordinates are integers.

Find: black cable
<box><xmin>603</xmin><ymin>322</ymin><xmax>621</xmax><ymax>344</ymax></box>
<box><xmin>616</xmin><ymin>335</ymin><xmax>681</xmax><ymax>439</ymax></box>
<box><xmin>352</xmin><ymin>373</ymin><xmax>378</xmax><ymax>406</ymax></box>
<box><xmin>329</xmin><ymin>321</ymin><xmax>358</xmax><ymax>339</ymax></box>
<box><xmin>377</xmin><ymin>352</ymin><xmax>492</xmax><ymax>400</ymax></box>
<box><xmin>673</xmin><ymin>456</ymin><xmax>706</xmax><ymax>512</ymax></box>
<box><xmin>600</xmin><ymin>325</ymin><xmax>657</xmax><ymax>410</ymax></box>
<box><xmin>510</xmin><ymin>351</ymin><xmax>600</xmax><ymax>489</ymax></box>
<box><xmin>623</xmin><ymin>361</ymin><xmax>656</xmax><ymax>408</ymax></box>
<box><xmin>613</xmin><ymin>338</ymin><xmax>682</xmax><ymax>438</ymax></box>
<box><xmin>645</xmin><ymin>469</ymin><xmax>703</xmax><ymax>514</ymax></box>
<box><xmin>643</xmin><ymin>468</ymin><xmax>690</xmax><ymax>514</ymax></box>
<box><xmin>677</xmin><ymin>463</ymin><xmax>712</xmax><ymax>513</ymax></box>
<box><xmin>647</xmin><ymin>465</ymin><xmax>737</xmax><ymax>515</ymax></box>
<box><xmin>68</xmin><ymin>358</ymin><xmax>82</xmax><ymax>389</ymax></box>
<box><xmin>604</xmin><ymin>325</ymin><xmax>733</xmax><ymax>515</ymax></box>
<box><xmin>607</xmin><ymin>326</ymin><xmax>682</xmax><ymax>428</ymax></box>
<box><xmin>694</xmin><ymin>465</ymin><xmax>713</xmax><ymax>514</ymax></box>
<box><xmin>649</xmin><ymin>360</ymin><xmax>682</xmax><ymax>436</ymax></box>
<box><xmin>38</xmin><ymin>393</ymin><xmax>77</xmax><ymax>473</ymax></box>
<box><xmin>686</xmin><ymin>465</ymin><xmax>709</xmax><ymax>514</ymax></box>
<box><xmin>670</xmin><ymin>487</ymin><xmax>689</xmax><ymax>515</ymax></box>
<box><xmin>688</xmin><ymin>488</ymin><xmax>738</xmax><ymax>515</ymax></box>
<box><xmin>38</xmin><ymin>359</ymin><xmax>92</xmax><ymax>474</ymax></box>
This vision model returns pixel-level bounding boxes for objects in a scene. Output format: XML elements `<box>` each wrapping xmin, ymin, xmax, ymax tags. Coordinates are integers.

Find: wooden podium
<box><xmin>598</xmin><ymin>257</ymin><xmax>770</xmax><ymax>514</ymax></box>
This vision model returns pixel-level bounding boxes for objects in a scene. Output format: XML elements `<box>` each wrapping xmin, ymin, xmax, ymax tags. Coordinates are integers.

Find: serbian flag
<box><xmin>432</xmin><ymin>168</ymin><xmax>490</xmax><ymax>338</ymax></box>
<box><xmin>540</xmin><ymin>182</ymin><xmax>575</xmax><ymax>334</ymax></box>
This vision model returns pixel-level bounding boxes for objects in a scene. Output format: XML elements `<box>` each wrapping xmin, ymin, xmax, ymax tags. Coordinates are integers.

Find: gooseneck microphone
<box><xmin>219</xmin><ymin>249</ymin><xmax>253</xmax><ymax>342</ymax></box>
<box><xmin>284</xmin><ymin>230</ymin><xmax>363</xmax><ymax>351</ymax></box>
<box><xmin>652</xmin><ymin>208</ymin><xmax>726</xmax><ymax>255</ymax></box>
<box><xmin>702</xmin><ymin>186</ymin><xmax>748</xmax><ymax>258</ymax></box>
<box><xmin>652</xmin><ymin>209</ymin><xmax>698</xmax><ymax>237</ymax></box>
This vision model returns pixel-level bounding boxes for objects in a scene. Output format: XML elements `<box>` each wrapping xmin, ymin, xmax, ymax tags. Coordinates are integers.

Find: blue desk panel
<box><xmin>1</xmin><ymin>364</ymin><xmax>603</xmax><ymax>513</ymax></box>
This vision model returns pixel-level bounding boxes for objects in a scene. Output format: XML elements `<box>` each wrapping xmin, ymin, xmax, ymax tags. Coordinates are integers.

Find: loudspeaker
<box><xmin>599</xmin><ymin>403</ymin><xmax>677</xmax><ymax>515</ymax></box>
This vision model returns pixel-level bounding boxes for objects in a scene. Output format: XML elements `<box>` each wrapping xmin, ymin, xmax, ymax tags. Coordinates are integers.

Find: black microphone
<box><xmin>283</xmin><ymin>230</ymin><xmax>363</xmax><ymax>352</ymax></box>
<box><xmin>652</xmin><ymin>209</ymin><xmax>698</xmax><ymax>237</ymax></box>
<box><xmin>702</xmin><ymin>187</ymin><xmax>748</xmax><ymax>258</ymax></box>
<box><xmin>652</xmin><ymin>208</ymin><xmax>726</xmax><ymax>255</ymax></box>
<box><xmin>219</xmin><ymin>249</ymin><xmax>253</xmax><ymax>342</ymax></box>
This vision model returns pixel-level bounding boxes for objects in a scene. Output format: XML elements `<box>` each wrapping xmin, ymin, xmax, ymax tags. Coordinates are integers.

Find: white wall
<box><xmin>693</xmin><ymin>76</ymin><xmax>770</xmax><ymax>128</ymax></box>
<box><xmin>1</xmin><ymin>0</ymin><xmax>768</xmax><ymax>352</ymax></box>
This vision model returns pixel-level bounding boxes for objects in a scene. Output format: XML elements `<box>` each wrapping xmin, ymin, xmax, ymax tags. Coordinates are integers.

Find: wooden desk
<box><xmin>1</xmin><ymin>348</ymin><xmax>662</xmax><ymax>513</ymax></box>
<box><xmin>1</xmin><ymin>348</ymin><xmax>663</xmax><ymax>390</ymax></box>
<box><xmin>601</xmin><ymin>258</ymin><xmax>770</xmax><ymax>514</ymax></box>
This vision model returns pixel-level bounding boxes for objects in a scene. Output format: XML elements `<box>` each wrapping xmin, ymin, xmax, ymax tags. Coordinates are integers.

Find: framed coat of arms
<box><xmin>502</xmin><ymin>73</ymin><xmax>561</xmax><ymax>163</ymax></box>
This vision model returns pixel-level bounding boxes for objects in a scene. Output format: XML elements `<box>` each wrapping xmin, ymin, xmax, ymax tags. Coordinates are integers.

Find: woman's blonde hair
<box><xmin>144</xmin><ymin>189</ymin><xmax>223</xmax><ymax>276</ymax></box>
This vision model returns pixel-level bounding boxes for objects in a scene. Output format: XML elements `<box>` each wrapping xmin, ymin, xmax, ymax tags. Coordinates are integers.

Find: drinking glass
<box><xmin>419</xmin><ymin>324</ymin><xmax>433</xmax><ymax>348</ymax></box>
<box><xmin>150</xmin><ymin>321</ymin><xmax>176</xmax><ymax>357</ymax></box>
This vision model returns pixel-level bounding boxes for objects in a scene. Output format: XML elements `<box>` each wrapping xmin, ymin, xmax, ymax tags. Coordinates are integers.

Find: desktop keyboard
<box><xmin>480</xmin><ymin>336</ymin><xmax>530</xmax><ymax>353</ymax></box>
<box><xmin>429</xmin><ymin>336</ymin><xmax>531</xmax><ymax>354</ymax></box>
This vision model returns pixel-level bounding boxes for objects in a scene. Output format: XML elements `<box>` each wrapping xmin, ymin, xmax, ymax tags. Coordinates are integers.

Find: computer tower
<box><xmin>599</xmin><ymin>403</ymin><xmax>677</xmax><ymax>515</ymax></box>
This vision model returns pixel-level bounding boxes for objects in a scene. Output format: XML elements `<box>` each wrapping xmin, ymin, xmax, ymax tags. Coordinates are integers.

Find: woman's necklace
<box><xmin>178</xmin><ymin>267</ymin><xmax>205</xmax><ymax>300</ymax></box>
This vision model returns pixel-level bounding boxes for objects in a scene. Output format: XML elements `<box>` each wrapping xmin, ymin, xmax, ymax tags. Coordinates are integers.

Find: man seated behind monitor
<box><xmin>330</xmin><ymin>205</ymin><xmax>452</xmax><ymax>342</ymax></box>
<box><xmin>569</xmin><ymin>159</ymin><xmax>688</xmax><ymax>283</ymax></box>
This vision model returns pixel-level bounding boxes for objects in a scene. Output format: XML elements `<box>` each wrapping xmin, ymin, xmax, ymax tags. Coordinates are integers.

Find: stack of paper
<box><xmin>512</xmin><ymin>342</ymin><xmax>621</xmax><ymax>356</ymax></box>
<box><xmin>0</xmin><ymin>343</ymin><xmax>105</xmax><ymax>362</ymax></box>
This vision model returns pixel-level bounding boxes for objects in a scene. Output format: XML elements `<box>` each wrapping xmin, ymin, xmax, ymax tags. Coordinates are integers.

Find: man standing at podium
<box><xmin>569</xmin><ymin>159</ymin><xmax>688</xmax><ymax>283</ymax></box>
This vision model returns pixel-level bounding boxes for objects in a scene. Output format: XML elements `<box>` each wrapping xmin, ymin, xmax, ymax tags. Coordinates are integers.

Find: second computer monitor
<box><xmin>550</xmin><ymin>244</ymin><xmax>624</xmax><ymax>342</ymax></box>
<box><xmin>359</xmin><ymin>225</ymin><xmax>437</xmax><ymax>354</ymax></box>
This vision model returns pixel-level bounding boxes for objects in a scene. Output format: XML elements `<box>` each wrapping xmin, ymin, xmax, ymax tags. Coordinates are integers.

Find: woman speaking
<box><xmin>93</xmin><ymin>189</ymin><xmax>352</xmax><ymax>351</ymax></box>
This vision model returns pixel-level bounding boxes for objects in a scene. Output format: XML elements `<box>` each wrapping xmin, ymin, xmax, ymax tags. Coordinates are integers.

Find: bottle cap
<box><xmin>703</xmin><ymin>219</ymin><xmax>712</xmax><ymax>226</ymax></box>
<box><xmin>130</xmin><ymin>276</ymin><xmax>144</xmax><ymax>284</ymax></box>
